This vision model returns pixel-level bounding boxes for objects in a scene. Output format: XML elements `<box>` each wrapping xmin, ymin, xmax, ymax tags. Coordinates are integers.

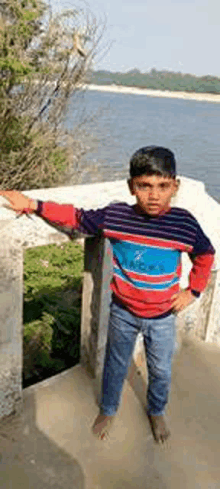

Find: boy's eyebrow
<box><xmin>136</xmin><ymin>181</ymin><xmax>171</xmax><ymax>187</ymax></box>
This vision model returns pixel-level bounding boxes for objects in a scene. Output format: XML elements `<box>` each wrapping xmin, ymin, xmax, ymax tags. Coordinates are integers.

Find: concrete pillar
<box><xmin>0</xmin><ymin>221</ymin><xmax>23</xmax><ymax>419</ymax></box>
<box><xmin>80</xmin><ymin>236</ymin><xmax>112</xmax><ymax>379</ymax></box>
<box><xmin>175</xmin><ymin>270</ymin><xmax>217</xmax><ymax>341</ymax></box>
<box><xmin>205</xmin><ymin>270</ymin><xmax>220</xmax><ymax>344</ymax></box>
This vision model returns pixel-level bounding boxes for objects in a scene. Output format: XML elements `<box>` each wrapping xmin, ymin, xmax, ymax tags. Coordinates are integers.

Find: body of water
<box><xmin>65</xmin><ymin>89</ymin><xmax>219</xmax><ymax>201</ymax></box>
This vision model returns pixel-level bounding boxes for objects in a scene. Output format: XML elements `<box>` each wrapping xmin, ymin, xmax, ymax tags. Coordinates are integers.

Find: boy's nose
<box><xmin>149</xmin><ymin>188</ymin><xmax>159</xmax><ymax>200</ymax></box>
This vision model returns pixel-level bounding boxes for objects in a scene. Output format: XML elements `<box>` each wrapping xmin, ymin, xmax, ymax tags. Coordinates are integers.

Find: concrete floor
<box><xmin>1</xmin><ymin>337</ymin><xmax>220</xmax><ymax>489</ymax></box>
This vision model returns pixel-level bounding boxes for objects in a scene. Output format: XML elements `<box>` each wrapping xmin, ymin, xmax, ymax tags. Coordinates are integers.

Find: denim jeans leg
<box><xmin>143</xmin><ymin>314</ymin><xmax>176</xmax><ymax>416</ymax></box>
<box><xmin>100</xmin><ymin>303</ymin><xmax>139</xmax><ymax>416</ymax></box>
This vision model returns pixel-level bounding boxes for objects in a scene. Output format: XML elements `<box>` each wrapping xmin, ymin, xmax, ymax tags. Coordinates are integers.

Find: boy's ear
<box><xmin>128</xmin><ymin>178</ymin><xmax>135</xmax><ymax>195</ymax></box>
<box><xmin>173</xmin><ymin>178</ymin><xmax>180</xmax><ymax>196</ymax></box>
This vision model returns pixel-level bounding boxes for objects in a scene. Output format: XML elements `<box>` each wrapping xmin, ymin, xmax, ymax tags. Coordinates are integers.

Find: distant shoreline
<box><xmin>87</xmin><ymin>83</ymin><xmax>220</xmax><ymax>103</ymax></box>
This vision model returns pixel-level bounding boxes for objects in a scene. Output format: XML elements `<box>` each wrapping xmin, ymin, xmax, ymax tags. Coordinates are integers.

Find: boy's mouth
<box><xmin>148</xmin><ymin>203</ymin><xmax>160</xmax><ymax>208</ymax></box>
<box><xmin>147</xmin><ymin>203</ymin><xmax>161</xmax><ymax>214</ymax></box>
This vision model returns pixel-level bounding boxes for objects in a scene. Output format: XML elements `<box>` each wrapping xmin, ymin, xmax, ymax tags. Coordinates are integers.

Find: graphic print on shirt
<box><xmin>111</xmin><ymin>239</ymin><xmax>180</xmax><ymax>291</ymax></box>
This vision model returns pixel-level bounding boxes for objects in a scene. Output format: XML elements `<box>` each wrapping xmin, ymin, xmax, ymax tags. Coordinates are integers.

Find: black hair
<box><xmin>129</xmin><ymin>146</ymin><xmax>176</xmax><ymax>178</ymax></box>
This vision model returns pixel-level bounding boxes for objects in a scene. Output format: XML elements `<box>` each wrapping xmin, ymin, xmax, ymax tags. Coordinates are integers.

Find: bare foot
<box><xmin>92</xmin><ymin>414</ymin><xmax>115</xmax><ymax>440</ymax></box>
<box><xmin>147</xmin><ymin>414</ymin><xmax>170</xmax><ymax>444</ymax></box>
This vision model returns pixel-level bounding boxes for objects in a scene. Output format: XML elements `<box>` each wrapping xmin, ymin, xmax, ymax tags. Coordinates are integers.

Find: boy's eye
<box><xmin>160</xmin><ymin>183</ymin><xmax>170</xmax><ymax>189</ymax></box>
<box><xmin>135</xmin><ymin>183</ymin><xmax>149</xmax><ymax>189</ymax></box>
<box><xmin>135</xmin><ymin>182</ymin><xmax>171</xmax><ymax>190</ymax></box>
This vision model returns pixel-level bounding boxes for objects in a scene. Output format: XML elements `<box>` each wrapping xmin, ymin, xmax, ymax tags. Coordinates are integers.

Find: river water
<box><xmin>65</xmin><ymin>89</ymin><xmax>220</xmax><ymax>201</ymax></box>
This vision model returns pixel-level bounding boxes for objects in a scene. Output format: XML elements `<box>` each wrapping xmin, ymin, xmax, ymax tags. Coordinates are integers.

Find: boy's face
<box><xmin>128</xmin><ymin>174</ymin><xmax>179</xmax><ymax>216</ymax></box>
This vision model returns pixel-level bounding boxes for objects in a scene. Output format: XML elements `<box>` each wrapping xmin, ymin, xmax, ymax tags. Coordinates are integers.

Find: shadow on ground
<box><xmin>0</xmin><ymin>394</ymin><xmax>85</xmax><ymax>489</ymax></box>
<box><xmin>1</xmin><ymin>336</ymin><xmax>220</xmax><ymax>488</ymax></box>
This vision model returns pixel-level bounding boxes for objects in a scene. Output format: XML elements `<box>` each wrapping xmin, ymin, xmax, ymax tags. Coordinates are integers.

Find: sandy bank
<box><xmin>87</xmin><ymin>83</ymin><xmax>220</xmax><ymax>103</ymax></box>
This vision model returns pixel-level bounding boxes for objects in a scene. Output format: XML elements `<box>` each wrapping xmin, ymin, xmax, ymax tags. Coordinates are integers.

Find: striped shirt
<box><xmin>36</xmin><ymin>201</ymin><xmax>215</xmax><ymax>318</ymax></box>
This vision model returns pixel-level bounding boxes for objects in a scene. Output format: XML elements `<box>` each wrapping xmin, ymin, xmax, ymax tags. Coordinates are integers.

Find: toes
<box><xmin>147</xmin><ymin>415</ymin><xmax>171</xmax><ymax>445</ymax></box>
<box><xmin>158</xmin><ymin>435</ymin><xmax>171</xmax><ymax>451</ymax></box>
<box><xmin>100</xmin><ymin>431</ymin><xmax>108</xmax><ymax>441</ymax></box>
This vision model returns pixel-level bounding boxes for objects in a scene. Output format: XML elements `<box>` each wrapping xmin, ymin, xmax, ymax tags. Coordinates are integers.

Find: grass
<box><xmin>23</xmin><ymin>240</ymin><xmax>84</xmax><ymax>388</ymax></box>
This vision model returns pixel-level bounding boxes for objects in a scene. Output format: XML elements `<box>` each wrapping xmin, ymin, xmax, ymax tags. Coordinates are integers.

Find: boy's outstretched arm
<box><xmin>0</xmin><ymin>190</ymin><xmax>80</xmax><ymax>237</ymax></box>
<box><xmin>0</xmin><ymin>190</ymin><xmax>104</xmax><ymax>238</ymax></box>
<box><xmin>0</xmin><ymin>190</ymin><xmax>37</xmax><ymax>214</ymax></box>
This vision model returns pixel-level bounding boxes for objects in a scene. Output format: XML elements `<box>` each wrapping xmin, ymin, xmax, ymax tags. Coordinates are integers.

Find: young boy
<box><xmin>0</xmin><ymin>146</ymin><xmax>215</xmax><ymax>444</ymax></box>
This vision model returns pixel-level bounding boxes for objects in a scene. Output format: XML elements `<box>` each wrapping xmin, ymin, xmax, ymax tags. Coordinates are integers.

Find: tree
<box><xmin>0</xmin><ymin>0</ymin><xmax>104</xmax><ymax>189</ymax></box>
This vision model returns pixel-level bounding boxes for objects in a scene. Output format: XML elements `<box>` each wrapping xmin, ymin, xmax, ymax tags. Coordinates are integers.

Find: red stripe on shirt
<box><xmin>111</xmin><ymin>276</ymin><xmax>179</xmax><ymax>317</ymax></box>
<box><xmin>104</xmin><ymin>229</ymin><xmax>193</xmax><ymax>252</ymax></box>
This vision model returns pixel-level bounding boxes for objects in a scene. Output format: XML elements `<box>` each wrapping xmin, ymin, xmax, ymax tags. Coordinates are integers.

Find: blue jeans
<box><xmin>100</xmin><ymin>302</ymin><xmax>176</xmax><ymax>416</ymax></box>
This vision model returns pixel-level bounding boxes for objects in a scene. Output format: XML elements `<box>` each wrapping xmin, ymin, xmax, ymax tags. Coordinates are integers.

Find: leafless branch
<box><xmin>0</xmin><ymin>0</ymin><xmax>106</xmax><ymax>189</ymax></box>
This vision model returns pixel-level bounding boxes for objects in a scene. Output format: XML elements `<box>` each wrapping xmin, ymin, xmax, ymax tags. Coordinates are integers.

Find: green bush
<box><xmin>23</xmin><ymin>240</ymin><xmax>84</xmax><ymax>387</ymax></box>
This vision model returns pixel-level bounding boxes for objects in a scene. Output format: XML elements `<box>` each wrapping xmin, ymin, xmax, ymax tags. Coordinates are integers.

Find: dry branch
<box><xmin>0</xmin><ymin>0</ymin><xmax>105</xmax><ymax>189</ymax></box>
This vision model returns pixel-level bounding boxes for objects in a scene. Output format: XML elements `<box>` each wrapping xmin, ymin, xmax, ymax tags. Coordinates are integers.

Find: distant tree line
<box><xmin>90</xmin><ymin>68</ymin><xmax>220</xmax><ymax>94</ymax></box>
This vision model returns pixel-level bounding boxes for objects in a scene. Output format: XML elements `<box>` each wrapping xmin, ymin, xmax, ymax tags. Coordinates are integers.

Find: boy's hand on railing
<box><xmin>0</xmin><ymin>190</ymin><xmax>37</xmax><ymax>215</ymax></box>
<box><xmin>171</xmin><ymin>289</ymin><xmax>195</xmax><ymax>313</ymax></box>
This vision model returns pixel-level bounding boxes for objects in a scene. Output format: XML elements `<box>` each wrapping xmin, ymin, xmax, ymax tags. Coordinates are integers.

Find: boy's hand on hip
<box><xmin>171</xmin><ymin>289</ymin><xmax>195</xmax><ymax>313</ymax></box>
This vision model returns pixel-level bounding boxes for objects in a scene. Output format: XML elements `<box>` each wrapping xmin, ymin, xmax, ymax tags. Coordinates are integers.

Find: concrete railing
<box><xmin>0</xmin><ymin>177</ymin><xmax>220</xmax><ymax>420</ymax></box>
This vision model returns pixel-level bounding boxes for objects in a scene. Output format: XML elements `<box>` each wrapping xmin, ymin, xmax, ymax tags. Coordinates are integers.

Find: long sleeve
<box><xmin>35</xmin><ymin>200</ymin><xmax>107</xmax><ymax>238</ymax></box>
<box><xmin>189</xmin><ymin>253</ymin><xmax>215</xmax><ymax>294</ymax></box>
<box><xmin>188</xmin><ymin>222</ymin><xmax>215</xmax><ymax>294</ymax></box>
<box><xmin>35</xmin><ymin>200</ymin><xmax>81</xmax><ymax>238</ymax></box>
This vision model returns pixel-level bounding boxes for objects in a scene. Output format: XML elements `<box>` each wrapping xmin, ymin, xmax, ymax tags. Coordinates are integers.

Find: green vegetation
<box><xmin>90</xmin><ymin>68</ymin><xmax>220</xmax><ymax>94</ymax></box>
<box><xmin>0</xmin><ymin>0</ymin><xmax>102</xmax><ymax>190</ymax></box>
<box><xmin>0</xmin><ymin>1</ymin><xmax>103</xmax><ymax>386</ymax></box>
<box><xmin>23</xmin><ymin>240</ymin><xmax>84</xmax><ymax>387</ymax></box>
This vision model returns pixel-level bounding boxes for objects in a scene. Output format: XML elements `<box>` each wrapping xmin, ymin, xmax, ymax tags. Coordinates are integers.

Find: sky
<box><xmin>52</xmin><ymin>0</ymin><xmax>220</xmax><ymax>77</ymax></box>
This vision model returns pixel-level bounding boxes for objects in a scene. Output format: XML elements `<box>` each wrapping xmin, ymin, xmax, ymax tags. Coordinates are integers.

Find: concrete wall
<box><xmin>0</xmin><ymin>176</ymin><xmax>219</xmax><ymax>419</ymax></box>
<box><xmin>0</xmin><ymin>222</ymin><xmax>23</xmax><ymax>419</ymax></box>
